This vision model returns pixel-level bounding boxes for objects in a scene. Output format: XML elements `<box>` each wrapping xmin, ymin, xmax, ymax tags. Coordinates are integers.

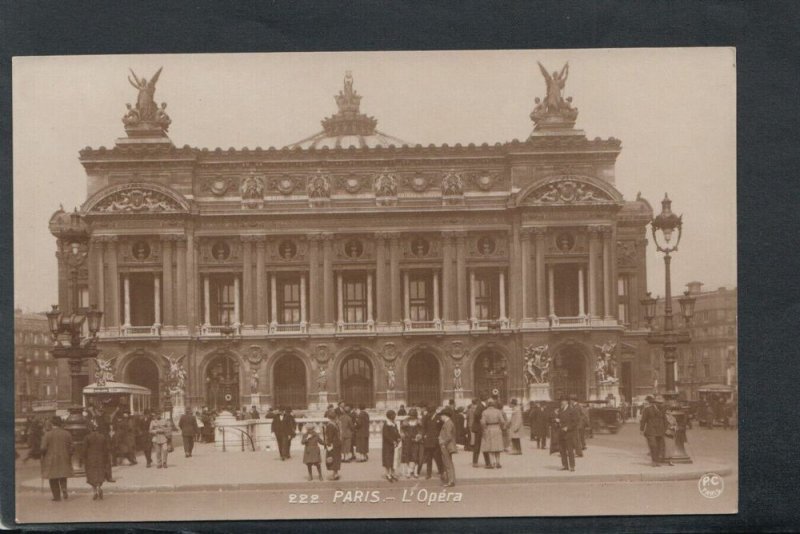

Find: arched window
<box><xmin>340</xmin><ymin>354</ymin><xmax>373</xmax><ymax>408</ymax></box>
<box><xmin>273</xmin><ymin>354</ymin><xmax>307</xmax><ymax>409</ymax></box>
<box><xmin>407</xmin><ymin>352</ymin><xmax>440</xmax><ymax>407</ymax></box>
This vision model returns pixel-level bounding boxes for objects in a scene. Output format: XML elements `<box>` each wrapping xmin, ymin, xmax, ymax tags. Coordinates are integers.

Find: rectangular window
<box><xmin>123</xmin><ymin>273</ymin><xmax>158</xmax><ymax>326</ymax></box>
<box><xmin>343</xmin><ymin>274</ymin><xmax>367</xmax><ymax>324</ymax></box>
<box><xmin>408</xmin><ymin>274</ymin><xmax>431</xmax><ymax>321</ymax></box>
<box><xmin>210</xmin><ymin>275</ymin><xmax>237</xmax><ymax>325</ymax></box>
<box><xmin>704</xmin><ymin>363</ymin><xmax>711</xmax><ymax>377</ymax></box>
<box><xmin>474</xmin><ymin>272</ymin><xmax>498</xmax><ymax>320</ymax></box>
<box><xmin>279</xmin><ymin>276</ymin><xmax>302</xmax><ymax>324</ymax></box>
<box><xmin>617</xmin><ymin>275</ymin><xmax>630</xmax><ymax>324</ymax></box>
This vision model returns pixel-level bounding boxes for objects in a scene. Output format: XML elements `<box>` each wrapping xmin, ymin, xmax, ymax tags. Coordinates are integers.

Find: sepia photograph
<box><xmin>12</xmin><ymin>48</ymin><xmax>737</xmax><ymax>523</ymax></box>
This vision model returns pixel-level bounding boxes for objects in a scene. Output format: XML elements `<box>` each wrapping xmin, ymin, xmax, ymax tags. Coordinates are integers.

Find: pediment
<box><xmin>518</xmin><ymin>175</ymin><xmax>623</xmax><ymax>207</ymax></box>
<box><xmin>83</xmin><ymin>183</ymin><xmax>190</xmax><ymax>215</ymax></box>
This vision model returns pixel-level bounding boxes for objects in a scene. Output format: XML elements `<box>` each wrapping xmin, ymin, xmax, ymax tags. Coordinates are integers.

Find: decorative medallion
<box><xmin>477</xmin><ymin>236</ymin><xmax>496</xmax><ymax>255</ymax></box>
<box><xmin>556</xmin><ymin>232</ymin><xmax>575</xmax><ymax>252</ymax></box>
<box><xmin>132</xmin><ymin>240</ymin><xmax>151</xmax><ymax>260</ymax></box>
<box><xmin>314</xmin><ymin>345</ymin><xmax>330</xmax><ymax>364</ymax></box>
<box><xmin>469</xmin><ymin>172</ymin><xmax>498</xmax><ymax>192</ymax></box>
<box><xmin>381</xmin><ymin>342</ymin><xmax>398</xmax><ymax>363</ymax></box>
<box><xmin>343</xmin><ymin>176</ymin><xmax>362</xmax><ymax>194</ymax></box>
<box><xmin>246</xmin><ymin>345</ymin><xmax>264</xmax><ymax>367</ymax></box>
<box><xmin>276</xmin><ymin>176</ymin><xmax>296</xmax><ymax>196</ymax></box>
<box><xmin>410</xmin><ymin>237</ymin><xmax>430</xmax><ymax>257</ymax></box>
<box><xmin>278</xmin><ymin>239</ymin><xmax>297</xmax><ymax>260</ymax></box>
<box><xmin>211</xmin><ymin>241</ymin><xmax>231</xmax><ymax>261</ymax></box>
<box><xmin>206</xmin><ymin>176</ymin><xmax>232</xmax><ymax>196</ymax></box>
<box><xmin>240</xmin><ymin>173</ymin><xmax>265</xmax><ymax>209</ymax></box>
<box><xmin>449</xmin><ymin>340</ymin><xmax>466</xmax><ymax>360</ymax></box>
<box><xmin>409</xmin><ymin>174</ymin><xmax>430</xmax><ymax>193</ymax></box>
<box><xmin>344</xmin><ymin>239</ymin><xmax>364</xmax><ymax>259</ymax></box>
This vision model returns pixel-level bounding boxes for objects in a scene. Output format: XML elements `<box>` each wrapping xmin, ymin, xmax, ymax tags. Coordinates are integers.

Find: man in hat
<box><xmin>421</xmin><ymin>403</ymin><xmax>445</xmax><ymax>479</ymax></box>
<box><xmin>556</xmin><ymin>394</ymin><xmax>580</xmax><ymax>471</ymax></box>
<box><xmin>438</xmin><ymin>407</ymin><xmax>457</xmax><ymax>487</ymax></box>
<box><xmin>40</xmin><ymin>416</ymin><xmax>73</xmax><ymax>501</ymax></box>
<box><xmin>178</xmin><ymin>406</ymin><xmax>199</xmax><ymax>457</ymax></box>
<box><xmin>640</xmin><ymin>395</ymin><xmax>673</xmax><ymax>466</ymax></box>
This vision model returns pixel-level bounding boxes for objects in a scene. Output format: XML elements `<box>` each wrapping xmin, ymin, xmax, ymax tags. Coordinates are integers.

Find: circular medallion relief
<box><xmin>344</xmin><ymin>177</ymin><xmax>362</xmax><ymax>194</ymax></box>
<box><xmin>132</xmin><ymin>241</ymin><xmax>151</xmax><ymax>260</ymax></box>
<box><xmin>345</xmin><ymin>239</ymin><xmax>364</xmax><ymax>258</ymax></box>
<box><xmin>476</xmin><ymin>174</ymin><xmax>494</xmax><ymax>191</ymax></box>
<box><xmin>209</xmin><ymin>177</ymin><xmax>230</xmax><ymax>196</ymax></box>
<box><xmin>279</xmin><ymin>239</ymin><xmax>297</xmax><ymax>260</ymax></box>
<box><xmin>211</xmin><ymin>241</ymin><xmax>231</xmax><ymax>260</ymax></box>
<box><xmin>477</xmin><ymin>236</ymin><xmax>496</xmax><ymax>255</ymax></box>
<box><xmin>556</xmin><ymin>232</ymin><xmax>575</xmax><ymax>252</ymax></box>
<box><xmin>277</xmin><ymin>176</ymin><xmax>295</xmax><ymax>195</ymax></box>
<box><xmin>411</xmin><ymin>237</ymin><xmax>430</xmax><ymax>257</ymax></box>
<box><xmin>410</xmin><ymin>175</ymin><xmax>429</xmax><ymax>192</ymax></box>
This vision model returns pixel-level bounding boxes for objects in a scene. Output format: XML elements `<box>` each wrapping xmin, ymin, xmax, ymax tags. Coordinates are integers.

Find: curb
<box><xmin>19</xmin><ymin>464</ymin><xmax>733</xmax><ymax>494</ymax></box>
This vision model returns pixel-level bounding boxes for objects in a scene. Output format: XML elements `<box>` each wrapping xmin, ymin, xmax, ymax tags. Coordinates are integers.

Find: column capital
<box><xmin>530</xmin><ymin>226</ymin><xmax>548</xmax><ymax>238</ymax></box>
<box><xmin>588</xmin><ymin>224</ymin><xmax>611</xmax><ymax>237</ymax></box>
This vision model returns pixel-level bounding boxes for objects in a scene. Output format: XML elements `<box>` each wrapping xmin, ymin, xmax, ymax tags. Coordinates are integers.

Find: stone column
<box><xmin>367</xmin><ymin>272</ymin><xmax>374</xmax><ymax>324</ymax></box>
<box><xmin>533</xmin><ymin>228</ymin><xmax>547</xmax><ymax>320</ymax></box>
<box><xmin>337</xmin><ymin>272</ymin><xmax>344</xmax><ymax>324</ymax></box>
<box><xmin>432</xmin><ymin>270</ymin><xmax>440</xmax><ymax>322</ymax></box>
<box><xmin>455</xmin><ymin>231</ymin><xmax>468</xmax><ymax>325</ymax></box>
<box><xmin>175</xmin><ymin>237</ymin><xmax>187</xmax><ymax>328</ymax></box>
<box><xmin>270</xmin><ymin>274</ymin><xmax>278</xmax><ymax>327</ymax></box>
<box><xmin>106</xmin><ymin>238</ymin><xmax>119</xmax><ymax>327</ymax></box>
<box><xmin>499</xmin><ymin>270</ymin><xmax>507</xmax><ymax>321</ymax></box>
<box><xmin>203</xmin><ymin>275</ymin><xmax>211</xmax><ymax>326</ymax></box>
<box><xmin>508</xmin><ymin>225</ymin><xmax>521</xmax><ymax>324</ymax></box>
<box><xmin>300</xmin><ymin>274</ymin><xmax>307</xmax><ymax>324</ymax></box>
<box><xmin>403</xmin><ymin>271</ymin><xmax>410</xmax><ymax>322</ymax></box>
<box><xmin>610</xmin><ymin>226</ymin><xmax>619</xmax><ymax>320</ymax></box>
<box><xmin>255</xmin><ymin>238</ymin><xmax>266</xmax><ymax>327</ymax></box>
<box><xmin>602</xmin><ymin>227</ymin><xmax>612</xmax><ymax>319</ymax></box>
<box><xmin>547</xmin><ymin>266</ymin><xmax>555</xmax><ymax>316</ymax></box>
<box><xmin>154</xmin><ymin>275</ymin><xmax>162</xmax><ymax>327</ymax></box>
<box><xmin>233</xmin><ymin>275</ymin><xmax>241</xmax><ymax>325</ymax></box>
<box><xmin>161</xmin><ymin>237</ymin><xmax>174</xmax><ymax>327</ymax></box>
<box><xmin>308</xmin><ymin>235</ymin><xmax>321</xmax><ymax>326</ymax></box>
<box><xmin>588</xmin><ymin>226</ymin><xmax>600</xmax><ymax>318</ymax></box>
<box><xmin>375</xmin><ymin>233</ymin><xmax>388</xmax><ymax>326</ymax></box>
<box><xmin>241</xmin><ymin>237</ymin><xmax>253</xmax><ymax>327</ymax></box>
<box><xmin>441</xmin><ymin>232</ymin><xmax>456</xmax><ymax>326</ymax></box>
<box><xmin>322</xmin><ymin>234</ymin><xmax>334</xmax><ymax>327</ymax></box>
<box><xmin>89</xmin><ymin>237</ymin><xmax>104</xmax><ymax>321</ymax></box>
<box><xmin>186</xmin><ymin>233</ymin><xmax>197</xmax><ymax>335</ymax></box>
<box><xmin>469</xmin><ymin>270</ymin><xmax>477</xmax><ymax>321</ymax></box>
<box><xmin>123</xmin><ymin>274</ymin><xmax>131</xmax><ymax>327</ymax></box>
<box><xmin>389</xmin><ymin>233</ymin><xmax>402</xmax><ymax>324</ymax></box>
<box><xmin>520</xmin><ymin>229</ymin><xmax>533</xmax><ymax>321</ymax></box>
<box><xmin>578</xmin><ymin>267</ymin><xmax>585</xmax><ymax>316</ymax></box>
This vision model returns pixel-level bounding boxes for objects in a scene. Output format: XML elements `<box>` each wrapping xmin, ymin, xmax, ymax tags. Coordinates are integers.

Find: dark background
<box><xmin>1</xmin><ymin>0</ymin><xmax>798</xmax><ymax>531</ymax></box>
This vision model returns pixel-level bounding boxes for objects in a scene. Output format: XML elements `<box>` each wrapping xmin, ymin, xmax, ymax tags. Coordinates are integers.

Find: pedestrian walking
<box><xmin>555</xmin><ymin>395</ymin><xmax>579</xmax><ymax>471</ymax></box>
<box><xmin>194</xmin><ymin>410</ymin><xmax>204</xmax><ymax>443</ymax></box>
<box><xmin>354</xmin><ymin>404</ymin><xmax>370</xmax><ymax>462</ymax></box>
<box><xmin>178</xmin><ymin>407</ymin><xmax>199</xmax><ymax>457</ymax></box>
<box><xmin>323</xmin><ymin>410</ymin><xmax>341</xmax><ymax>480</ymax></box>
<box><xmin>400</xmin><ymin>408</ymin><xmax>423</xmax><ymax>478</ymax></box>
<box><xmin>301</xmin><ymin>423</ymin><xmax>323</xmax><ymax>481</ymax></box>
<box><xmin>271</xmin><ymin>407</ymin><xmax>293</xmax><ymax>461</ymax></box>
<box><xmin>149</xmin><ymin>411</ymin><xmax>172</xmax><ymax>469</ymax></box>
<box><xmin>339</xmin><ymin>406</ymin><xmax>355</xmax><ymax>462</ymax></box>
<box><xmin>438</xmin><ymin>407</ymin><xmax>457</xmax><ymax>487</ymax></box>
<box><xmin>640</xmin><ymin>395</ymin><xmax>673</xmax><ymax>467</ymax></box>
<box><xmin>83</xmin><ymin>422</ymin><xmax>110</xmax><ymax>500</ymax></box>
<box><xmin>114</xmin><ymin>414</ymin><xmax>137</xmax><ymax>465</ymax></box>
<box><xmin>138</xmin><ymin>410</ymin><xmax>154</xmax><ymax>468</ymax></box>
<box><xmin>471</xmin><ymin>397</ymin><xmax>491</xmax><ymax>468</ymax></box>
<box><xmin>454</xmin><ymin>406</ymin><xmax>466</xmax><ymax>448</ymax></box>
<box><xmin>382</xmin><ymin>410</ymin><xmax>401</xmax><ymax>482</ymax></box>
<box><xmin>573</xmin><ymin>399</ymin><xmax>588</xmax><ymax>457</ymax></box>
<box><xmin>420</xmin><ymin>404</ymin><xmax>444</xmax><ymax>479</ymax></box>
<box><xmin>508</xmin><ymin>399</ymin><xmax>523</xmax><ymax>455</ymax></box>
<box><xmin>465</xmin><ymin>399</ymin><xmax>477</xmax><ymax>452</ymax></box>
<box><xmin>40</xmin><ymin>416</ymin><xmax>73</xmax><ymax>501</ymax></box>
<box><xmin>480</xmin><ymin>398</ymin><xmax>507</xmax><ymax>468</ymax></box>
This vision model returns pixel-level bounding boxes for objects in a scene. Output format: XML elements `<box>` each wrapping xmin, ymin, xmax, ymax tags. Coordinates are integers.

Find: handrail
<box><xmin>219</xmin><ymin>425</ymin><xmax>256</xmax><ymax>452</ymax></box>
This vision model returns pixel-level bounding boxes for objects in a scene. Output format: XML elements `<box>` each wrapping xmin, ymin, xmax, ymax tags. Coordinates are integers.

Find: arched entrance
<box><xmin>273</xmin><ymin>353</ymin><xmax>307</xmax><ymax>409</ymax></box>
<box><xmin>206</xmin><ymin>354</ymin><xmax>240</xmax><ymax>412</ymax></box>
<box><xmin>474</xmin><ymin>351</ymin><xmax>508</xmax><ymax>403</ymax></box>
<box><xmin>551</xmin><ymin>345</ymin><xmax>588</xmax><ymax>400</ymax></box>
<box><xmin>407</xmin><ymin>352</ymin><xmax>440</xmax><ymax>407</ymax></box>
<box><xmin>126</xmin><ymin>356</ymin><xmax>160</xmax><ymax>409</ymax></box>
<box><xmin>340</xmin><ymin>354</ymin><xmax>374</xmax><ymax>408</ymax></box>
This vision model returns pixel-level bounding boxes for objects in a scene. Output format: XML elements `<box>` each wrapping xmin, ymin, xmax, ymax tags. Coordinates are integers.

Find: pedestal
<box><xmin>314</xmin><ymin>392</ymin><xmax>329</xmax><ymax>411</ymax></box>
<box><xmin>528</xmin><ymin>383</ymin><xmax>552</xmax><ymax>402</ymax></box>
<box><xmin>594</xmin><ymin>382</ymin><xmax>620</xmax><ymax>403</ymax></box>
<box><xmin>170</xmin><ymin>393</ymin><xmax>185</xmax><ymax>426</ymax></box>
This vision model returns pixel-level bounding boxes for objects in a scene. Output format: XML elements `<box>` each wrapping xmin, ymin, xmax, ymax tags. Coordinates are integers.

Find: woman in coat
<box><xmin>322</xmin><ymin>410</ymin><xmax>341</xmax><ymax>480</ymax></box>
<box><xmin>84</xmin><ymin>422</ymin><xmax>110</xmax><ymax>500</ymax></box>
<box><xmin>508</xmin><ymin>399</ymin><xmax>523</xmax><ymax>455</ymax></box>
<box><xmin>382</xmin><ymin>410</ymin><xmax>401</xmax><ymax>482</ymax></box>
<box><xmin>480</xmin><ymin>399</ymin><xmax>507</xmax><ymax>468</ymax></box>
<box><xmin>399</xmin><ymin>408</ymin><xmax>423</xmax><ymax>478</ymax></box>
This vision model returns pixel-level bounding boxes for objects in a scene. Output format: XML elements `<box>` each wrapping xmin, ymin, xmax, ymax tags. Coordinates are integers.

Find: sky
<box><xmin>12</xmin><ymin>48</ymin><xmax>736</xmax><ymax>313</ymax></box>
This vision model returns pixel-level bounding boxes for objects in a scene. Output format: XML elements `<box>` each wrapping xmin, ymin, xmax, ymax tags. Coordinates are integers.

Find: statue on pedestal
<box><xmin>594</xmin><ymin>342</ymin><xmax>619</xmax><ymax>384</ymax></box>
<box><xmin>123</xmin><ymin>67</ymin><xmax>171</xmax><ymax>131</ymax></box>
<box><xmin>249</xmin><ymin>369</ymin><xmax>259</xmax><ymax>395</ymax></box>
<box><xmin>530</xmin><ymin>61</ymin><xmax>579</xmax><ymax>129</ymax></box>
<box><xmin>317</xmin><ymin>365</ymin><xmax>328</xmax><ymax>392</ymax></box>
<box><xmin>386</xmin><ymin>363</ymin><xmax>396</xmax><ymax>391</ymax></box>
<box><xmin>453</xmin><ymin>364</ymin><xmax>463</xmax><ymax>391</ymax></box>
<box><xmin>94</xmin><ymin>356</ymin><xmax>117</xmax><ymax>387</ymax></box>
<box><xmin>523</xmin><ymin>344</ymin><xmax>551</xmax><ymax>384</ymax></box>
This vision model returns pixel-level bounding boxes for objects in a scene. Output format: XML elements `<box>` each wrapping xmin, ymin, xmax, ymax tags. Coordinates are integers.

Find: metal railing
<box><xmin>219</xmin><ymin>425</ymin><xmax>256</xmax><ymax>452</ymax></box>
<box><xmin>403</xmin><ymin>319</ymin><xmax>443</xmax><ymax>331</ymax></box>
<box><xmin>269</xmin><ymin>322</ymin><xmax>308</xmax><ymax>334</ymax></box>
<box><xmin>120</xmin><ymin>324</ymin><xmax>161</xmax><ymax>337</ymax></box>
<box><xmin>336</xmin><ymin>321</ymin><xmax>375</xmax><ymax>333</ymax></box>
<box><xmin>200</xmin><ymin>324</ymin><xmax>241</xmax><ymax>336</ymax></box>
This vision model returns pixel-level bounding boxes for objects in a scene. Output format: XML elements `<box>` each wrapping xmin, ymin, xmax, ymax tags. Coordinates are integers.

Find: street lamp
<box><xmin>640</xmin><ymin>193</ymin><xmax>696</xmax><ymax>463</ymax></box>
<box><xmin>46</xmin><ymin>302</ymin><xmax>103</xmax><ymax>473</ymax></box>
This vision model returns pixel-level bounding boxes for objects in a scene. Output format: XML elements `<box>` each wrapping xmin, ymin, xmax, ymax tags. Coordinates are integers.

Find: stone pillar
<box><xmin>588</xmin><ymin>226</ymin><xmax>600</xmax><ymax>318</ymax></box>
<box><xmin>534</xmin><ymin>228</ymin><xmax>547</xmax><ymax>320</ymax></box>
<box><xmin>403</xmin><ymin>271</ymin><xmax>410</xmax><ymax>322</ymax></box>
<box><xmin>175</xmin><ymin>237</ymin><xmax>187</xmax><ymax>328</ymax></box>
<box><xmin>203</xmin><ymin>275</ymin><xmax>211</xmax><ymax>326</ymax></box>
<box><xmin>308</xmin><ymin>235</ymin><xmax>321</xmax><ymax>326</ymax></box>
<box><xmin>241</xmin><ymin>237</ymin><xmax>253</xmax><ymax>327</ymax></box>
<box><xmin>389</xmin><ymin>234</ymin><xmax>402</xmax><ymax>324</ymax></box>
<box><xmin>255</xmin><ymin>238</ymin><xmax>266</xmax><ymax>327</ymax></box>
<box><xmin>270</xmin><ymin>274</ymin><xmax>278</xmax><ymax>327</ymax></box>
<box><xmin>106</xmin><ymin>238</ymin><xmax>119</xmax><ymax>327</ymax></box>
<box><xmin>186</xmin><ymin>233</ymin><xmax>197</xmax><ymax>335</ymax></box>
<box><xmin>432</xmin><ymin>270</ymin><xmax>440</xmax><ymax>322</ymax></box>
<box><xmin>547</xmin><ymin>266</ymin><xmax>555</xmax><ymax>316</ymax></box>
<box><xmin>508</xmin><ymin>224</ymin><xmax>521</xmax><ymax>324</ymax></box>
<box><xmin>375</xmin><ymin>233</ymin><xmax>389</xmax><ymax>326</ymax></box>
<box><xmin>469</xmin><ymin>270</ymin><xmax>477</xmax><ymax>321</ymax></box>
<box><xmin>233</xmin><ymin>275</ymin><xmax>241</xmax><ymax>325</ymax></box>
<box><xmin>300</xmin><ymin>274</ymin><xmax>307</xmax><ymax>324</ymax></box>
<box><xmin>154</xmin><ymin>275</ymin><xmax>162</xmax><ymax>327</ymax></box>
<box><xmin>161</xmin><ymin>237</ymin><xmax>174</xmax><ymax>327</ymax></box>
<box><xmin>602</xmin><ymin>227</ymin><xmax>612</xmax><ymax>319</ymax></box>
<box><xmin>123</xmin><ymin>274</ymin><xmax>131</xmax><ymax>327</ymax></box>
<box><xmin>322</xmin><ymin>234</ymin><xmax>334</xmax><ymax>327</ymax></box>
<box><xmin>499</xmin><ymin>270</ymin><xmax>507</xmax><ymax>321</ymax></box>
<box><xmin>455</xmin><ymin>231</ymin><xmax>468</xmax><ymax>324</ymax></box>
<box><xmin>610</xmin><ymin>226</ymin><xmax>619</xmax><ymax>320</ymax></box>
<box><xmin>88</xmin><ymin>237</ymin><xmax>103</xmax><ymax>318</ymax></box>
<box><xmin>521</xmin><ymin>229</ymin><xmax>532</xmax><ymax>321</ymax></box>
<box><xmin>337</xmin><ymin>272</ymin><xmax>344</xmax><ymax>324</ymax></box>
<box><xmin>578</xmin><ymin>267</ymin><xmax>585</xmax><ymax>316</ymax></box>
<box><xmin>367</xmin><ymin>272</ymin><xmax>374</xmax><ymax>324</ymax></box>
<box><xmin>441</xmin><ymin>232</ymin><xmax>456</xmax><ymax>326</ymax></box>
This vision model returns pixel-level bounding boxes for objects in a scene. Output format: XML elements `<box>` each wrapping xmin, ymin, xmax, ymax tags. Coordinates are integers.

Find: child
<box><xmin>382</xmin><ymin>410</ymin><xmax>401</xmax><ymax>482</ymax></box>
<box><xmin>301</xmin><ymin>423</ymin><xmax>323</xmax><ymax>481</ymax></box>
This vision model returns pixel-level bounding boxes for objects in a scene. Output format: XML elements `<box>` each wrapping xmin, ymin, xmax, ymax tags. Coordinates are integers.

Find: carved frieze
<box><xmin>524</xmin><ymin>175</ymin><xmax>616</xmax><ymax>206</ymax></box>
<box><xmin>202</xmin><ymin>175</ymin><xmax>234</xmax><ymax>197</ymax></box>
<box><xmin>93</xmin><ymin>187</ymin><xmax>184</xmax><ymax>213</ymax></box>
<box><xmin>441</xmin><ymin>170</ymin><xmax>465</xmax><ymax>205</ymax></box>
<box><xmin>616</xmin><ymin>240</ymin><xmax>639</xmax><ymax>268</ymax></box>
<box><xmin>307</xmin><ymin>172</ymin><xmax>332</xmax><ymax>205</ymax></box>
<box><xmin>240</xmin><ymin>173</ymin><xmax>265</xmax><ymax>209</ymax></box>
<box><xmin>373</xmin><ymin>171</ymin><xmax>398</xmax><ymax>205</ymax></box>
<box><xmin>269</xmin><ymin>175</ymin><xmax>297</xmax><ymax>196</ymax></box>
<box><xmin>335</xmin><ymin>174</ymin><xmax>369</xmax><ymax>194</ymax></box>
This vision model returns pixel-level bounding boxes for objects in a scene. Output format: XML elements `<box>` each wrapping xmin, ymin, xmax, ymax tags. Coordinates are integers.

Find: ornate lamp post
<box><xmin>46</xmin><ymin>303</ymin><xmax>103</xmax><ymax>473</ymax></box>
<box><xmin>640</xmin><ymin>194</ymin><xmax>696</xmax><ymax>463</ymax></box>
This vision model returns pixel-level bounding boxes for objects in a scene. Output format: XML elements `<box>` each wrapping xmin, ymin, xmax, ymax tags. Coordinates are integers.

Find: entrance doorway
<box><xmin>206</xmin><ymin>354</ymin><xmax>239</xmax><ymax>411</ymax></box>
<box><xmin>340</xmin><ymin>354</ymin><xmax>373</xmax><ymax>408</ymax></box>
<box><xmin>407</xmin><ymin>352</ymin><xmax>440</xmax><ymax>407</ymax></box>
<box><xmin>126</xmin><ymin>356</ymin><xmax>160</xmax><ymax>408</ymax></box>
<box><xmin>473</xmin><ymin>351</ymin><xmax>508</xmax><ymax>403</ymax></box>
<box><xmin>273</xmin><ymin>354</ymin><xmax>307</xmax><ymax>409</ymax></box>
<box><xmin>550</xmin><ymin>346</ymin><xmax>587</xmax><ymax>400</ymax></box>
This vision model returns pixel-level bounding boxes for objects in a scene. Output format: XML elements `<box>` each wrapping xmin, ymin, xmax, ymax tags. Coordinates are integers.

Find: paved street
<box><xmin>15</xmin><ymin>422</ymin><xmax>737</xmax><ymax>523</ymax></box>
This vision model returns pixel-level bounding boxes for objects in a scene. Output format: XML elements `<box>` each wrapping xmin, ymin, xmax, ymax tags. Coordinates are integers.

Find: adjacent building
<box><xmin>14</xmin><ymin>309</ymin><xmax>61</xmax><ymax>417</ymax></box>
<box><xmin>50</xmin><ymin>66</ymin><xmax>657</xmax><ymax>412</ymax></box>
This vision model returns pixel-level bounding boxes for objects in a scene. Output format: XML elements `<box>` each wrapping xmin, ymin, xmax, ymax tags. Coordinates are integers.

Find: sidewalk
<box><xmin>19</xmin><ymin>437</ymin><xmax>732</xmax><ymax>493</ymax></box>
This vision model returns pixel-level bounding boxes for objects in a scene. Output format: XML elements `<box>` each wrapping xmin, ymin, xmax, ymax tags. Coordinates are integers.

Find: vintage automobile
<box><xmin>587</xmin><ymin>400</ymin><xmax>624</xmax><ymax>434</ymax></box>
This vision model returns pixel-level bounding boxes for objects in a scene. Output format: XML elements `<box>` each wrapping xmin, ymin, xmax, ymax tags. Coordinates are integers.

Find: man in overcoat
<box><xmin>471</xmin><ymin>397</ymin><xmax>491</xmax><ymax>468</ymax></box>
<box><xmin>421</xmin><ymin>404</ymin><xmax>444</xmax><ymax>480</ymax></box>
<box><xmin>40</xmin><ymin>416</ymin><xmax>73</xmax><ymax>501</ymax></box>
<box><xmin>179</xmin><ymin>406</ymin><xmax>199</xmax><ymax>457</ymax></box>
<box><xmin>338</xmin><ymin>406</ymin><xmax>355</xmax><ymax>462</ymax></box>
<box><xmin>271</xmin><ymin>407</ymin><xmax>294</xmax><ymax>460</ymax></box>
<box><xmin>556</xmin><ymin>395</ymin><xmax>580</xmax><ymax>471</ymax></box>
<box><xmin>640</xmin><ymin>395</ymin><xmax>673</xmax><ymax>466</ymax></box>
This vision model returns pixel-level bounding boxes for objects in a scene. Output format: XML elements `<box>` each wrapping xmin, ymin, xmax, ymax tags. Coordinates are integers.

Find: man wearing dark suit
<box><xmin>420</xmin><ymin>404</ymin><xmax>444</xmax><ymax>479</ymax></box>
<box><xmin>271</xmin><ymin>407</ymin><xmax>294</xmax><ymax>460</ymax></box>
<box><xmin>178</xmin><ymin>407</ymin><xmax>199</xmax><ymax>457</ymax></box>
<box><xmin>471</xmin><ymin>397</ymin><xmax>491</xmax><ymax>467</ymax></box>
<box><xmin>556</xmin><ymin>394</ymin><xmax>580</xmax><ymax>471</ymax></box>
<box><xmin>138</xmin><ymin>410</ymin><xmax>154</xmax><ymax>468</ymax></box>
<box><xmin>438</xmin><ymin>407</ymin><xmax>458</xmax><ymax>487</ymax></box>
<box><xmin>640</xmin><ymin>395</ymin><xmax>673</xmax><ymax>467</ymax></box>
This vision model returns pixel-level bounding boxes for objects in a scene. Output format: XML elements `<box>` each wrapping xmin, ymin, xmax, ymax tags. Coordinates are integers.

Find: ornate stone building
<box><xmin>14</xmin><ymin>310</ymin><xmax>60</xmax><ymax>417</ymax></box>
<box><xmin>50</xmin><ymin>66</ymin><xmax>655</xmax><ymax>412</ymax></box>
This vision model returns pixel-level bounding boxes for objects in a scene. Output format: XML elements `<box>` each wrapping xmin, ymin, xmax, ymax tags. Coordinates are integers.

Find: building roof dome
<box><xmin>286</xmin><ymin>71</ymin><xmax>409</xmax><ymax>150</ymax></box>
